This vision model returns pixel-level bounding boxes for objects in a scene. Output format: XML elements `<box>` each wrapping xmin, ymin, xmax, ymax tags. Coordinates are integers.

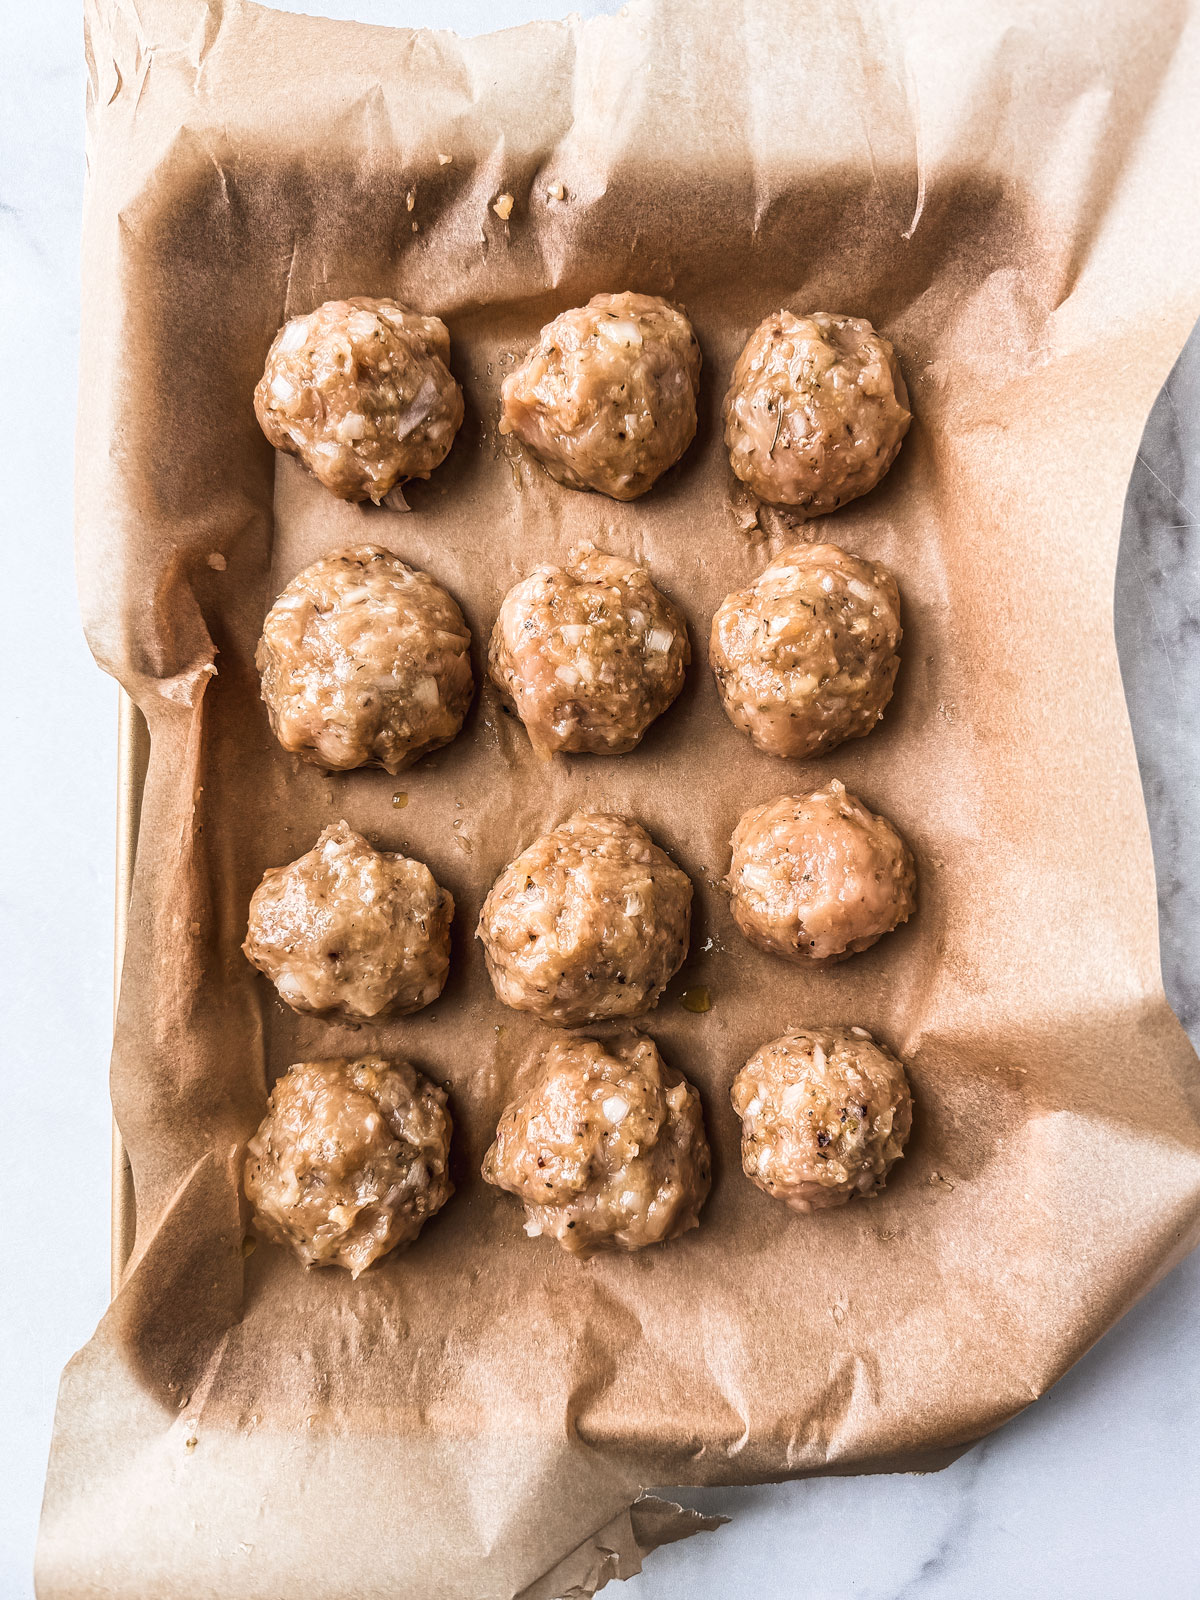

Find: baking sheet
<box><xmin>40</xmin><ymin>0</ymin><xmax>1200</xmax><ymax>1595</ymax></box>
<box><xmin>111</xmin><ymin>692</ymin><xmax>148</xmax><ymax>1292</ymax></box>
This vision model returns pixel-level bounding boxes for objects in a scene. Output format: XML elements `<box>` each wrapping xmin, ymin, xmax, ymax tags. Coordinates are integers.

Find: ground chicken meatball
<box><xmin>257</xmin><ymin>545</ymin><xmax>473</xmax><ymax>774</ymax></box>
<box><xmin>243</xmin><ymin>820</ymin><xmax>453</xmax><ymax>1020</ymax></box>
<box><xmin>723</xmin><ymin>311</ymin><xmax>910</xmax><ymax>514</ymax></box>
<box><xmin>483</xmin><ymin>1035</ymin><xmax>710</xmax><ymax>1256</ymax></box>
<box><xmin>728</xmin><ymin>783</ymin><xmax>915</xmax><ymax>964</ymax></box>
<box><xmin>254</xmin><ymin>297</ymin><xmax>463</xmax><ymax>502</ymax></box>
<box><xmin>245</xmin><ymin>1056</ymin><xmax>453</xmax><ymax>1275</ymax></box>
<box><xmin>731</xmin><ymin>1028</ymin><xmax>912</xmax><ymax>1211</ymax></box>
<box><xmin>488</xmin><ymin>546</ymin><xmax>688</xmax><ymax>757</ymax></box>
<box><xmin>478</xmin><ymin>812</ymin><xmax>691</xmax><ymax>1025</ymax></box>
<box><xmin>710</xmin><ymin>543</ymin><xmax>901</xmax><ymax>758</ymax></box>
<box><xmin>500</xmin><ymin>292</ymin><xmax>701</xmax><ymax>500</ymax></box>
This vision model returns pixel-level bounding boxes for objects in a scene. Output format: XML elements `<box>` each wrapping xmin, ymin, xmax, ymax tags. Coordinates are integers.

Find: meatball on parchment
<box><xmin>245</xmin><ymin>1056</ymin><xmax>453</xmax><ymax>1274</ymax></box>
<box><xmin>244</xmin><ymin>820</ymin><xmax>453</xmax><ymax>1021</ymax></box>
<box><xmin>478</xmin><ymin>812</ymin><xmax>691</xmax><ymax>1026</ymax></box>
<box><xmin>732</xmin><ymin>1028</ymin><xmax>912</xmax><ymax>1211</ymax></box>
<box><xmin>488</xmin><ymin>546</ymin><xmax>688</xmax><ymax>757</ymax></box>
<box><xmin>728</xmin><ymin>783</ymin><xmax>915</xmax><ymax>964</ymax></box>
<box><xmin>710</xmin><ymin>543</ymin><xmax>901</xmax><ymax>758</ymax></box>
<box><xmin>483</xmin><ymin>1035</ymin><xmax>710</xmax><ymax>1256</ymax></box>
<box><xmin>723</xmin><ymin>311</ymin><xmax>909</xmax><ymax>515</ymax></box>
<box><xmin>500</xmin><ymin>292</ymin><xmax>701</xmax><ymax>500</ymax></box>
<box><xmin>255</xmin><ymin>297</ymin><xmax>463</xmax><ymax>502</ymax></box>
<box><xmin>258</xmin><ymin>545</ymin><xmax>473</xmax><ymax>774</ymax></box>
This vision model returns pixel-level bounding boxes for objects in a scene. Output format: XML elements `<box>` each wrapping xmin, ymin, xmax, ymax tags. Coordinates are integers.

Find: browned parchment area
<box><xmin>39</xmin><ymin>0</ymin><xmax>1200</xmax><ymax>1595</ymax></box>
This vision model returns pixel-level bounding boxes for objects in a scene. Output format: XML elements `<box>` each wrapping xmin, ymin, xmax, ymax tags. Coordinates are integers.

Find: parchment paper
<box><xmin>38</xmin><ymin>0</ymin><xmax>1200</xmax><ymax>1595</ymax></box>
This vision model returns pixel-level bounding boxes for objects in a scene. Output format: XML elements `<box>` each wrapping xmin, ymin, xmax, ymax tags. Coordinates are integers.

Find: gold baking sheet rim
<box><xmin>112</xmin><ymin>689</ymin><xmax>149</xmax><ymax>1294</ymax></box>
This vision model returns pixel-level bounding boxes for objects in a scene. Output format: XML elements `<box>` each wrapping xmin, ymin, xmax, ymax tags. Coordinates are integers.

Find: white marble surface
<box><xmin>2</xmin><ymin>2</ymin><xmax>1198</xmax><ymax>1596</ymax></box>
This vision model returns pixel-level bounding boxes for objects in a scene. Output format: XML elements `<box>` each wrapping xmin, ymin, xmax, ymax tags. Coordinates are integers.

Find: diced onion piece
<box><xmin>602</xmin><ymin>1096</ymin><xmax>630</xmax><ymax>1125</ymax></box>
<box><xmin>348</xmin><ymin>310</ymin><xmax>381</xmax><ymax>340</ymax></box>
<box><xmin>847</xmin><ymin>578</ymin><xmax>877</xmax><ymax>604</ymax></box>
<box><xmin>335</xmin><ymin>412</ymin><xmax>367</xmax><ymax>443</ymax></box>
<box><xmin>598</xmin><ymin>318</ymin><xmax>643</xmax><ymax>347</ymax></box>
<box><xmin>645</xmin><ymin>626</ymin><xmax>674</xmax><ymax>653</ymax></box>
<box><xmin>277</xmin><ymin>317</ymin><xmax>310</xmax><ymax>353</ymax></box>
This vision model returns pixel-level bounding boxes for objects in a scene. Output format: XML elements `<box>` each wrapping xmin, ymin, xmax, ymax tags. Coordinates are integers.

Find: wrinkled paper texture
<box><xmin>38</xmin><ymin>0</ymin><xmax>1200</xmax><ymax>1594</ymax></box>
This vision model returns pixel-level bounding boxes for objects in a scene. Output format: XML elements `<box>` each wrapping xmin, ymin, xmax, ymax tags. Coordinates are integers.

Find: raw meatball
<box><xmin>731</xmin><ymin>1028</ymin><xmax>912</xmax><ymax>1211</ymax></box>
<box><xmin>723</xmin><ymin>311</ymin><xmax>910</xmax><ymax>514</ymax></box>
<box><xmin>710</xmin><ymin>543</ymin><xmax>901</xmax><ymax>758</ymax></box>
<box><xmin>500</xmin><ymin>291</ymin><xmax>701</xmax><ymax>500</ymax></box>
<box><xmin>478</xmin><ymin>812</ymin><xmax>691</xmax><ymax>1025</ymax></box>
<box><xmin>482</xmin><ymin>1035</ymin><xmax>710</xmax><ymax>1256</ymax></box>
<box><xmin>254</xmin><ymin>297</ymin><xmax>463</xmax><ymax>502</ymax></box>
<box><xmin>257</xmin><ymin>545</ymin><xmax>473</xmax><ymax>774</ymax></box>
<box><xmin>245</xmin><ymin>1056</ymin><xmax>453</xmax><ymax>1274</ymax></box>
<box><xmin>727</xmin><ymin>782</ymin><xmax>915</xmax><ymax>963</ymax></box>
<box><xmin>243</xmin><ymin>820</ymin><xmax>453</xmax><ymax>1020</ymax></box>
<box><xmin>488</xmin><ymin>545</ymin><xmax>688</xmax><ymax>757</ymax></box>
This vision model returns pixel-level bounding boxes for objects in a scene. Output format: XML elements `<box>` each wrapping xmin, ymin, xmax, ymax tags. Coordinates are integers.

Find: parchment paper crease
<box><xmin>38</xmin><ymin>0</ymin><xmax>1200</xmax><ymax>1594</ymax></box>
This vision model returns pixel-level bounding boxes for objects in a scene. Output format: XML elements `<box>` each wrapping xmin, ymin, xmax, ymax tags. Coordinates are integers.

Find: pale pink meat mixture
<box><xmin>245</xmin><ymin>1056</ymin><xmax>454</xmax><ymax>1275</ymax></box>
<box><xmin>477</xmin><ymin>812</ymin><xmax>692</xmax><ymax>1026</ymax></box>
<box><xmin>482</xmin><ymin>1035</ymin><xmax>711</xmax><ymax>1256</ymax></box>
<box><xmin>243</xmin><ymin>820</ymin><xmax>453</xmax><ymax>1021</ymax></box>
<box><xmin>731</xmin><ymin>1028</ymin><xmax>912</xmax><ymax>1212</ymax></box>
<box><xmin>488</xmin><ymin>545</ymin><xmax>688</xmax><ymax>757</ymax></box>
<box><xmin>727</xmin><ymin>782</ymin><xmax>916</xmax><ymax>964</ymax></box>
<box><xmin>257</xmin><ymin>545</ymin><xmax>473</xmax><ymax>774</ymax></box>
<box><xmin>710</xmin><ymin>542</ymin><xmax>901</xmax><ymax>758</ymax></box>
<box><xmin>254</xmin><ymin>297</ymin><xmax>463</xmax><ymax>502</ymax></box>
<box><xmin>723</xmin><ymin>311</ymin><xmax>910</xmax><ymax>514</ymax></box>
<box><xmin>500</xmin><ymin>292</ymin><xmax>701</xmax><ymax>500</ymax></box>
